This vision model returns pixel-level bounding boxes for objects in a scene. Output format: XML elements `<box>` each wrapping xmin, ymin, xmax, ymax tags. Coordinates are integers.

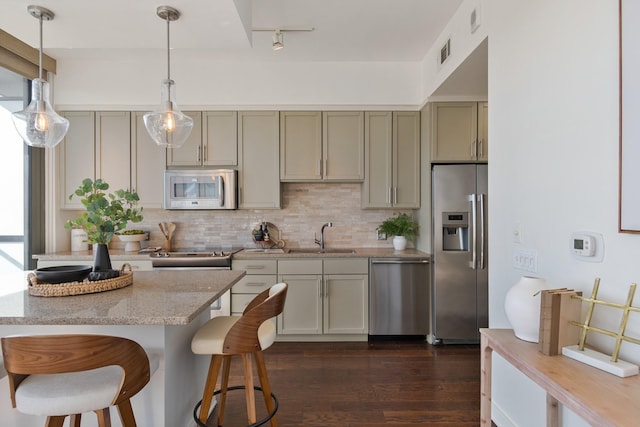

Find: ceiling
<box><xmin>0</xmin><ymin>0</ymin><xmax>465</xmax><ymax>62</ymax></box>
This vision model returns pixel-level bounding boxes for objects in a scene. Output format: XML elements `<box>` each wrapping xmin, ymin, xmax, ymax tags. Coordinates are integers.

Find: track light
<box><xmin>272</xmin><ymin>30</ymin><xmax>284</xmax><ymax>51</ymax></box>
<box><xmin>12</xmin><ymin>5</ymin><xmax>69</xmax><ymax>148</ymax></box>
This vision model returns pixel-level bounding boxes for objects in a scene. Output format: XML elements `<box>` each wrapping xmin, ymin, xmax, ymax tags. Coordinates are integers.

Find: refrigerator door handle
<box><xmin>468</xmin><ymin>193</ymin><xmax>477</xmax><ymax>270</ymax></box>
<box><xmin>479</xmin><ymin>193</ymin><xmax>485</xmax><ymax>270</ymax></box>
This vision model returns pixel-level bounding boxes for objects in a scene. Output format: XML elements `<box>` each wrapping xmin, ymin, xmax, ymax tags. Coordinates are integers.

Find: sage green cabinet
<box><xmin>165</xmin><ymin>111</ymin><xmax>204</xmax><ymax>166</ymax></box>
<box><xmin>59</xmin><ymin>112</ymin><xmax>95</xmax><ymax>209</ymax></box>
<box><xmin>280</xmin><ymin>111</ymin><xmax>364</xmax><ymax>181</ymax></box>
<box><xmin>95</xmin><ymin>111</ymin><xmax>131</xmax><ymax>194</ymax></box>
<box><xmin>431</xmin><ymin>102</ymin><xmax>488</xmax><ymax>162</ymax></box>
<box><xmin>277</xmin><ymin>258</ymin><xmax>368</xmax><ymax>336</ymax></box>
<box><xmin>131</xmin><ymin>112</ymin><xmax>167</xmax><ymax>209</ymax></box>
<box><xmin>362</xmin><ymin>111</ymin><xmax>420</xmax><ymax>208</ymax></box>
<box><xmin>238</xmin><ymin>111</ymin><xmax>280</xmax><ymax>209</ymax></box>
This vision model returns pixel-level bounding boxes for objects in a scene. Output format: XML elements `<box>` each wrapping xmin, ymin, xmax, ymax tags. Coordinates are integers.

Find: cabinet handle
<box><xmin>388</xmin><ymin>187</ymin><xmax>392</xmax><ymax>204</ymax></box>
<box><xmin>479</xmin><ymin>139</ymin><xmax>484</xmax><ymax>158</ymax></box>
<box><xmin>318</xmin><ymin>160</ymin><xmax>322</xmax><ymax>177</ymax></box>
<box><xmin>203</xmin><ymin>145</ymin><xmax>208</xmax><ymax>162</ymax></box>
<box><xmin>323</xmin><ymin>159</ymin><xmax>327</xmax><ymax>178</ymax></box>
<box><xmin>394</xmin><ymin>187</ymin><xmax>398</xmax><ymax>205</ymax></box>
<box><xmin>244</xmin><ymin>265</ymin><xmax>265</xmax><ymax>270</ymax></box>
<box><xmin>472</xmin><ymin>139</ymin><xmax>478</xmax><ymax>159</ymax></box>
<box><xmin>197</xmin><ymin>146</ymin><xmax>201</xmax><ymax>163</ymax></box>
<box><xmin>246</xmin><ymin>282</ymin><xmax>267</xmax><ymax>286</ymax></box>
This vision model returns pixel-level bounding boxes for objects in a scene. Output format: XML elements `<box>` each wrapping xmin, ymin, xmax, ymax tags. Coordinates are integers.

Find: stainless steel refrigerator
<box><xmin>431</xmin><ymin>164</ymin><xmax>488</xmax><ymax>344</ymax></box>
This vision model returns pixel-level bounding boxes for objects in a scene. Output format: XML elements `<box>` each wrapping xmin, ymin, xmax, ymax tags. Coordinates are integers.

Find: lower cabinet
<box><xmin>231</xmin><ymin>259</ymin><xmax>278</xmax><ymax>315</ymax></box>
<box><xmin>277</xmin><ymin>258</ymin><xmax>368</xmax><ymax>338</ymax></box>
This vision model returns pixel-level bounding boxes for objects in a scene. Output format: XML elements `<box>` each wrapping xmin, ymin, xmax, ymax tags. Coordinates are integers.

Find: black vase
<box><xmin>93</xmin><ymin>243</ymin><xmax>112</xmax><ymax>271</ymax></box>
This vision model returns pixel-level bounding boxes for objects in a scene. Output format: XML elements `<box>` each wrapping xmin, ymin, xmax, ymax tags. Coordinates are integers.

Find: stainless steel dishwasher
<box><xmin>369</xmin><ymin>257</ymin><xmax>430</xmax><ymax>336</ymax></box>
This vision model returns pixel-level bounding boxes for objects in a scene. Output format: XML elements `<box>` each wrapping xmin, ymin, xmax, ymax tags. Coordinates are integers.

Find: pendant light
<box><xmin>144</xmin><ymin>6</ymin><xmax>193</xmax><ymax>149</ymax></box>
<box><xmin>12</xmin><ymin>5</ymin><xmax>69</xmax><ymax>148</ymax></box>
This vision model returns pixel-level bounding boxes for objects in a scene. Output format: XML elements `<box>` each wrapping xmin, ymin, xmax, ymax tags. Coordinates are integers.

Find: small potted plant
<box><xmin>65</xmin><ymin>178</ymin><xmax>143</xmax><ymax>280</ymax></box>
<box><xmin>378</xmin><ymin>213</ymin><xmax>419</xmax><ymax>250</ymax></box>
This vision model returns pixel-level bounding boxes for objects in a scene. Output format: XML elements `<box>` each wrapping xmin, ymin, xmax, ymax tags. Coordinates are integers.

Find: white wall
<box><xmin>482</xmin><ymin>0</ymin><xmax>639</xmax><ymax>426</ymax></box>
<box><xmin>55</xmin><ymin>56</ymin><xmax>422</xmax><ymax>110</ymax></box>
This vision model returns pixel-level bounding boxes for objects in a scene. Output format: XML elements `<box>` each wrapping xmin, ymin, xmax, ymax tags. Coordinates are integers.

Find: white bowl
<box><xmin>116</xmin><ymin>233</ymin><xmax>147</xmax><ymax>252</ymax></box>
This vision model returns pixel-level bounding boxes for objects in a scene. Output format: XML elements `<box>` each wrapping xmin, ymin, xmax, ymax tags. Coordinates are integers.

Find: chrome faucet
<box><xmin>314</xmin><ymin>222</ymin><xmax>333</xmax><ymax>250</ymax></box>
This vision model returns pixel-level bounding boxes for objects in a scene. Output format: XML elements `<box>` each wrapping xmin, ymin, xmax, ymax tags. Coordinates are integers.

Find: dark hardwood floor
<box><xmin>200</xmin><ymin>339</ymin><xmax>481</xmax><ymax>426</ymax></box>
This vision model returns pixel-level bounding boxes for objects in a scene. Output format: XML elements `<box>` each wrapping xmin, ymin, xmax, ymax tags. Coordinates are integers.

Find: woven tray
<box><xmin>28</xmin><ymin>264</ymin><xmax>133</xmax><ymax>297</ymax></box>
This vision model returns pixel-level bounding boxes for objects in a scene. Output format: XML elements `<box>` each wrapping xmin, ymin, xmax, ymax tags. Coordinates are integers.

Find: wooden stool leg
<box><xmin>95</xmin><ymin>408</ymin><xmax>112</xmax><ymax>427</ymax></box>
<box><xmin>199</xmin><ymin>355</ymin><xmax>223</xmax><ymax>424</ymax></box>
<box><xmin>117</xmin><ymin>399</ymin><xmax>137</xmax><ymax>427</ymax></box>
<box><xmin>45</xmin><ymin>416</ymin><xmax>66</xmax><ymax>427</ymax></box>
<box><xmin>241</xmin><ymin>353</ymin><xmax>257</xmax><ymax>424</ymax></box>
<box><xmin>70</xmin><ymin>414</ymin><xmax>82</xmax><ymax>427</ymax></box>
<box><xmin>217</xmin><ymin>355</ymin><xmax>232</xmax><ymax>426</ymax></box>
<box><xmin>255</xmin><ymin>350</ymin><xmax>278</xmax><ymax>427</ymax></box>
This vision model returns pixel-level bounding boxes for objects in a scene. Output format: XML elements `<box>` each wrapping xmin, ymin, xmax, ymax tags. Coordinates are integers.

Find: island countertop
<box><xmin>0</xmin><ymin>269</ymin><xmax>245</xmax><ymax>326</ymax></box>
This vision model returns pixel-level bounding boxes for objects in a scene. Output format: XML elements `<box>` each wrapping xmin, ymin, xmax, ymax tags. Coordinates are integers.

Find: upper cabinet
<box><xmin>362</xmin><ymin>111</ymin><xmax>420</xmax><ymax>209</ymax></box>
<box><xmin>280</xmin><ymin>111</ymin><xmax>364</xmax><ymax>181</ymax></box>
<box><xmin>59</xmin><ymin>111</ymin><xmax>166</xmax><ymax>210</ymax></box>
<box><xmin>431</xmin><ymin>102</ymin><xmax>488</xmax><ymax>162</ymax></box>
<box><xmin>238</xmin><ymin>111</ymin><xmax>280</xmax><ymax>209</ymax></box>
<box><xmin>166</xmin><ymin>111</ymin><xmax>238</xmax><ymax>167</ymax></box>
<box><xmin>59</xmin><ymin>112</ymin><xmax>95</xmax><ymax>209</ymax></box>
<box><xmin>131</xmin><ymin>112</ymin><xmax>167</xmax><ymax>209</ymax></box>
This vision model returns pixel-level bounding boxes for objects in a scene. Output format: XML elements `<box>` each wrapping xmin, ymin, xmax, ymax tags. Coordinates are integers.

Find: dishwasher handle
<box><xmin>371</xmin><ymin>259</ymin><xmax>430</xmax><ymax>264</ymax></box>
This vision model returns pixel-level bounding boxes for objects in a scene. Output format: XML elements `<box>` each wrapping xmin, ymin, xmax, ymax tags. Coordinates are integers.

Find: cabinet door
<box><xmin>131</xmin><ymin>112</ymin><xmax>166</xmax><ymax>208</ymax></box>
<box><xmin>362</xmin><ymin>112</ymin><xmax>392</xmax><ymax>208</ymax></box>
<box><xmin>59</xmin><ymin>112</ymin><xmax>95</xmax><ymax>209</ymax></box>
<box><xmin>95</xmin><ymin>112</ymin><xmax>131</xmax><ymax>192</ymax></box>
<box><xmin>431</xmin><ymin>102</ymin><xmax>478</xmax><ymax>162</ymax></box>
<box><xmin>324</xmin><ymin>275</ymin><xmax>368</xmax><ymax>334</ymax></box>
<box><xmin>166</xmin><ymin>111</ymin><xmax>203</xmax><ymax>166</ymax></box>
<box><xmin>277</xmin><ymin>275</ymin><xmax>322</xmax><ymax>335</ymax></box>
<box><xmin>322</xmin><ymin>111</ymin><xmax>364</xmax><ymax>180</ymax></box>
<box><xmin>279</xmin><ymin>111</ymin><xmax>322</xmax><ymax>181</ymax></box>
<box><xmin>393</xmin><ymin>111</ymin><xmax>420</xmax><ymax>208</ymax></box>
<box><xmin>477</xmin><ymin>102</ymin><xmax>488</xmax><ymax>161</ymax></box>
<box><xmin>203</xmin><ymin>111</ymin><xmax>237</xmax><ymax>166</ymax></box>
<box><xmin>238</xmin><ymin>111</ymin><xmax>280</xmax><ymax>209</ymax></box>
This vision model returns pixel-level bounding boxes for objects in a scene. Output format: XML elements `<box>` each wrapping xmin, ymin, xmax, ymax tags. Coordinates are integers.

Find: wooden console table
<box><xmin>480</xmin><ymin>328</ymin><xmax>640</xmax><ymax>427</ymax></box>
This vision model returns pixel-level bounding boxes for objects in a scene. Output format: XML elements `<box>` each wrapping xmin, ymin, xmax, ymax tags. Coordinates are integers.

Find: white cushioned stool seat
<box><xmin>191</xmin><ymin>316</ymin><xmax>276</xmax><ymax>355</ymax></box>
<box><xmin>15</xmin><ymin>365</ymin><xmax>122</xmax><ymax>416</ymax></box>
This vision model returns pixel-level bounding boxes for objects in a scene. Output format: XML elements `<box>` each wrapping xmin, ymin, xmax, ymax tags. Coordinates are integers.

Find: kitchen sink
<box><xmin>287</xmin><ymin>248</ymin><xmax>357</xmax><ymax>254</ymax></box>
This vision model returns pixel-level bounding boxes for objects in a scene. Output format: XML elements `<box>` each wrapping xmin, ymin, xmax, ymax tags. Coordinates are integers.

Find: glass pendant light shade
<box><xmin>143</xmin><ymin>79</ymin><xmax>193</xmax><ymax>148</ymax></box>
<box><xmin>12</xmin><ymin>78</ymin><xmax>69</xmax><ymax>148</ymax></box>
<box><xmin>12</xmin><ymin>5</ymin><xmax>68</xmax><ymax>148</ymax></box>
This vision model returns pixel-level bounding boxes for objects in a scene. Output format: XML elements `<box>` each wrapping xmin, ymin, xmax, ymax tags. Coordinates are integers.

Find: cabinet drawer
<box><xmin>323</xmin><ymin>258</ymin><xmax>368</xmax><ymax>275</ymax></box>
<box><xmin>231</xmin><ymin>293</ymin><xmax>255</xmax><ymax>314</ymax></box>
<box><xmin>233</xmin><ymin>275</ymin><xmax>277</xmax><ymax>293</ymax></box>
<box><xmin>232</xmin><ymin>259</ymin><xmax>277</xmax><ymax>275</ymax></box>
<box><xmin>278</xmin><ymin>259</ymin><xmax>322</xmax><ymax>275</ymax></box>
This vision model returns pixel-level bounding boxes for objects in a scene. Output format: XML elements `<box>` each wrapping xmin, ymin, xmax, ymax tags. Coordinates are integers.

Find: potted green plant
<box><xmin>378</xmin><ymin>213</ymin><xmax>419</xmax><ymax>250</ymax></box>
<box><xmin>65</xmin><ymin>178</ymin><xmax>143</xmax><ymax>279</ymax></box>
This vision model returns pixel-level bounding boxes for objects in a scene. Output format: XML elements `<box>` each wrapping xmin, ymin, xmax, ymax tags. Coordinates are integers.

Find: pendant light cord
<box><xmin>38</xmin><ymin>13</ymin><xmax>43</xmax><ymax>80</ymax></box>
<box><xmin>166</xmin><ymin>14</ymin><xmax>171</xmax><ymax>81</ymax></box>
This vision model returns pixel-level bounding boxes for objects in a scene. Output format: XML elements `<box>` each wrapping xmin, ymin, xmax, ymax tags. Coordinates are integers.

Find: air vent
<box><xmin>440</xmin><ymin>39</ymin><xmax>451</xmax><ymax>65</ymax></box>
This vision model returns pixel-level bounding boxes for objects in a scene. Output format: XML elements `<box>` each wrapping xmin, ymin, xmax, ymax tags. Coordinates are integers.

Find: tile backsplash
<box><xmin>114</xmin><ymin>183</ymin><xmax>415</xmax><ymax>250</ymax></box>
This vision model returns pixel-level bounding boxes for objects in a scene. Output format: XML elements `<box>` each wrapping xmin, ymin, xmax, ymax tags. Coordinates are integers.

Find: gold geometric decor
<box><xmin>563</xmin><ymin>278</ymin><xmax>640</xmax><ymax>377</ymax></box>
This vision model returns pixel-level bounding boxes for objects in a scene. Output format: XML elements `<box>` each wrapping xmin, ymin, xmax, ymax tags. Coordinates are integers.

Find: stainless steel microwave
<box><xmin>163</xmin><ymin>169</ymin><xmax>237</xmax><ymax>210</ymax></box>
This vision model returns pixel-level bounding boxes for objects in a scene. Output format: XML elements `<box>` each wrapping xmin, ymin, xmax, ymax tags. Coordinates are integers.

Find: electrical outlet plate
<box><xmin>376</xmin><ymin>229</ymin><xmax>387</xmax><ymax>240</ymax></box>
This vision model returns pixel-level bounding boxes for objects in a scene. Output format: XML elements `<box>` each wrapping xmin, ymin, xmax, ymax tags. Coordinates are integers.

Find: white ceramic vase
<box><xmin>504</xmin><ymin>276</ymin><xmax>548</xmax><ymax>343</ymax></box>
<box><xmin>392</xmin><ymin>236</ymin><xmax>407</xmax><ymax>250</ymax></box>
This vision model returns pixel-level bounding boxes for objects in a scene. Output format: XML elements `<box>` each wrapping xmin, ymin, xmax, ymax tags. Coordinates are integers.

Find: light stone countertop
<box><xmin>0</xmin><ymin>270</ymin><xmax>245</xmax><ymax>326</ymax></box>
<box><xmin>233</xmin><ymin>247</ymin><xmax>431</xmax><ymax>259</ymax></box>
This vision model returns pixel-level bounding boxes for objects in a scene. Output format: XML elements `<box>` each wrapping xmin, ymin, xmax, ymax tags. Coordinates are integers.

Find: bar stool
<box><xmin>192</xmin><ymin>282</ymin><xmax>288</xmax><ymax>427</ymax></box>
<box><xmin>1</xmin><ymin>334</ymin><xmax>151</xmax><ymax>427</ymax></box>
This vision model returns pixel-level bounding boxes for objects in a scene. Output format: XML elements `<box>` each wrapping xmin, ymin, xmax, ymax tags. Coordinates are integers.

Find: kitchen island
<box><xmin>0</xmin><ymin>269</ymin><xmax>245</xmax><ymax>427</ymax></box>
